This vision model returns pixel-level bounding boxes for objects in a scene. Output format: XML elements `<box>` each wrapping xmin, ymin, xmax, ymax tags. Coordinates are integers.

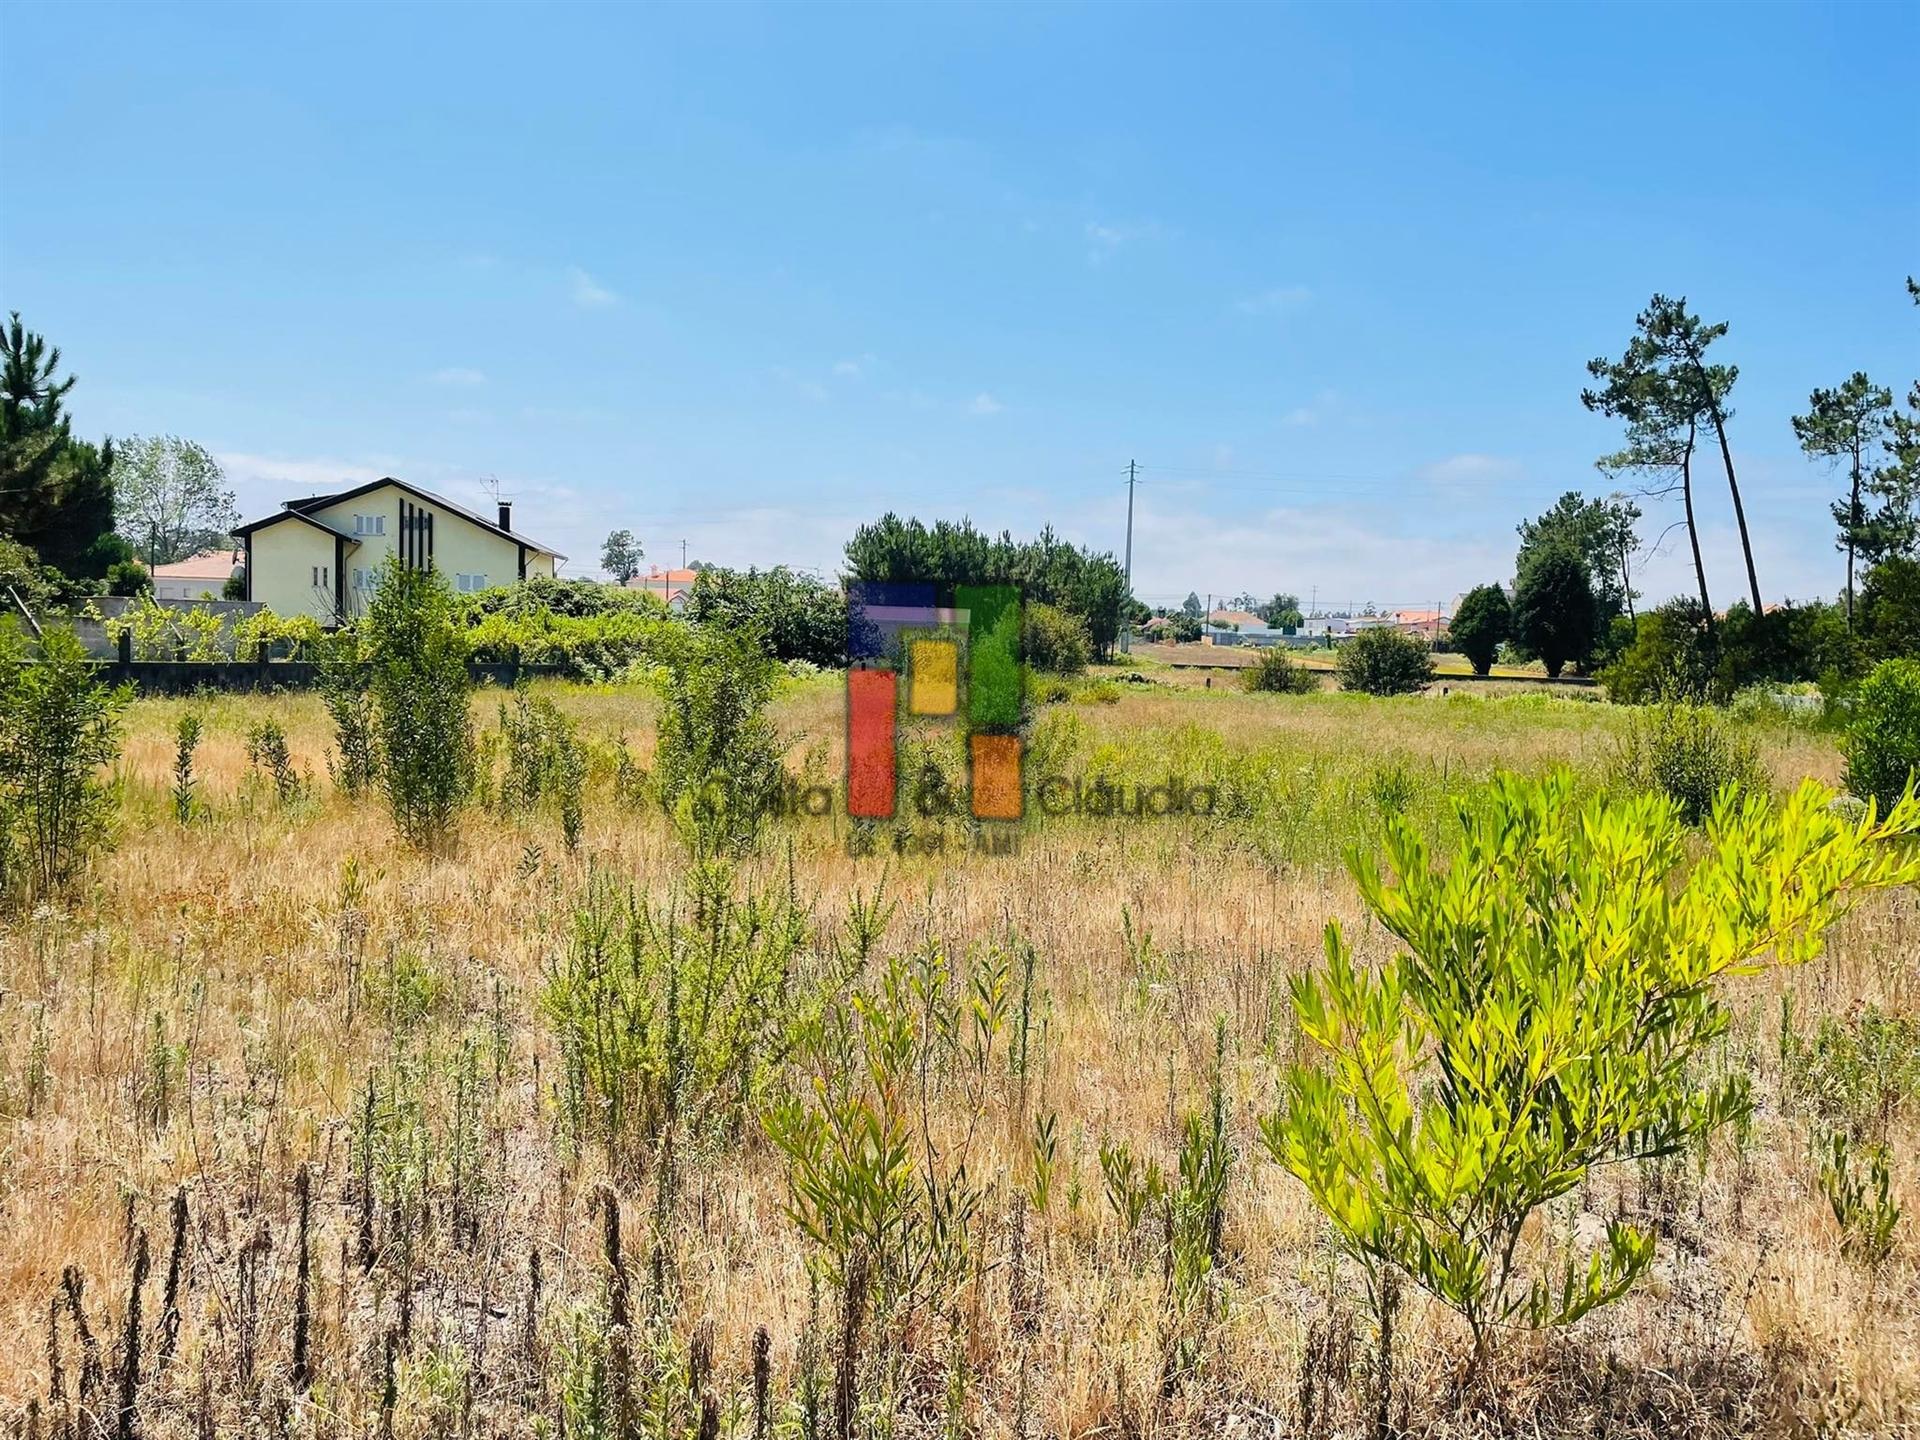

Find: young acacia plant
<box><xmin>172</xmin><ymin>712</ymin><xmax>202</xmax><ymax>823</ymax></box>
<box><xmin>1263</xmin><ymin>770</ymin><xmax>1920</xmax><ymax>1354</ymax></box>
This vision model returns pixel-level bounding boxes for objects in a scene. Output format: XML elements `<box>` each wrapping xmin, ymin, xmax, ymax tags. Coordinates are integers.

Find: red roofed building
<box><xmin>624</xmin><ymin>565</ymin><xmax>698</xmax><ymax>611</ymax></box>
<box><xmin>151</xmin><ymin>549</ymin><xmax>243</xmax><ymax>602</ymax></box>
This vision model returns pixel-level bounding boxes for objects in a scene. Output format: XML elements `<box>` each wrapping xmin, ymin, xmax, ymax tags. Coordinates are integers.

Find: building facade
<box><xmin>234</xmin><ymin>479</ymin><xmax>564</xmax><ymax>622</ymax></box>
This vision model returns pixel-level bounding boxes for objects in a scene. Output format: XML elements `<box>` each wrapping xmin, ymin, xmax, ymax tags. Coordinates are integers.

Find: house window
<box><xmin>351</xmin><ymin>513</ymin><xmax>387</xmax><ymax>536</ymax></box>
<box><xmin>455</xmin><ymin>572</ymin><xmax>489</xmax><ymax>593</ymax></box>
<box><xmin>311</xmin><ymin>565</ymin><xmax>330</xmax><ymax>589</ymax></box>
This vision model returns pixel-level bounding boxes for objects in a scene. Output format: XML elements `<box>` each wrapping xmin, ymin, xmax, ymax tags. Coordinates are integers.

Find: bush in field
<box><xmin>1449</xmin><ymin>583</ymin><xmax>1511</xmax><ymax>676</ymax></box>
<box><xmin>1601</xmin><ymin>599</ymin><xmax>1716</xmax><ymax>704</ymax></box>
<box><xmin>1021</xmin><ymin>601</ymin><xmax>1091</xmax><ymax>676</ymax></box>
<box><xmin>1611</xmin><ymin>701</ymin><xmax>1768</xmax><ymax>824</ymax></box>
<box><xmin>1263</xmin><ymin>771</ymin><xmax>1920</xmax><ymax>1352</ymax></box>
<box><xmin>0</xmin><ymin>624</ymin><xmax>130</xmax><ymax>900</ymax></box>
<box><xmin>498</xmin><ymin>691</ymin><xmax>588</xmax><ymax>849</ymax></box>
<box><xmin>1844</xmin><ymin>658</ymin><xmax>1920</xmax><ymax>815</ymax></box>
<box><xmin>1860</xmin><ymin>557</ymin><xmax>1920</xmax><ymax>665</ymax></box>
<box><xmin>245</xmin><ymin>718</ymin><xmax>303</xmax><ymax>806</ymax></box>
<box><xmin>1334</xmin><ymin>627</ymin><xmax>1434</xmax><ymax>696</ymax></box>
<box><xmin>543</xmin><ymin>858</ymin><xmax>806</xmax><ymax>1174</ymax></box>
<box><xmin>317</xmin><ymin>632</ymin><xmax>379</xmax><ymax>797</ymax></box>
<box><xmin>364</xmin><ymin>559</ymin><xmax>473</xmax><ymax>848</ymax></box>
<box><xmin>458</xmin><ymin>574</ymin><xmax>666</xmax><ymax>621</ymax></box>
<box><xmin>686</xmin><ymin>565</ymin><xmax>847</xmax><ymax>667</ymax></box>
<box><xmin>1241</xmin><ymin>648</ymin><xmax>1317</xmax><ymax>694</ymax></box>
<box><xmin>652</xmin><ymin>622</ymin><xmax>784</xmax><ymax>849</ymax></box>
<box><xmin>171</xmin><ymin>712</ymin><xmax>202</xmax><ymax>823</ymax></box>
<box><xmin>462</xmin><ymin>607</ymin><xmax>667</xmax><ymax>679</ymax></box>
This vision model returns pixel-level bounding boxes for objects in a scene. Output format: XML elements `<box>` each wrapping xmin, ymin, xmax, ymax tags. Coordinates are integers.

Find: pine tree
<box><xmin>1793</xmin><ymin>372</ymin><xmax>1896</xmax><ymax>628</ymax></box>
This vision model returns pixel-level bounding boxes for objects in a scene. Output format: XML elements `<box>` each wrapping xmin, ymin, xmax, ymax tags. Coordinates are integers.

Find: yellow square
<box><xmin>909</xmin><ymin>639</ymin><xmax>958</xmax><ymax>715</ymax></box>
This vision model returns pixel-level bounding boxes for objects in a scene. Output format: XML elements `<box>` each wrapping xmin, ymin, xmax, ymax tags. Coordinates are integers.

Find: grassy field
<box><xmin>1</xmin><ymin>676</ymin><xmax>1912</xmax><ymax>1438</ymax></box>
<box><xmin>1127</xmin><ymin>640</ymin><xmax>1567</xmax><ymax>683</ymax></box>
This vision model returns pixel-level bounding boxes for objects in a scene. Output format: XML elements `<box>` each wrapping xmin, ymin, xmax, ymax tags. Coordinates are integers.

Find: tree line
<box><xmin>1</xmin><ymin>312</ymin><xmax>241</xmax><ymax>606</ymax></box>
<box><xmin>1448</xmin><ymin>281</ymin><xmax>1920</xmax><ymax>694</ymax></box>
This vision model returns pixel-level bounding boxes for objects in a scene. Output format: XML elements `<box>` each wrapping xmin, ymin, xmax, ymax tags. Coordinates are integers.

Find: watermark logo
<box><xmin>845</xmin><ymin>581</ymin><xmax>1023</xmax><ymax>821</ymax></box>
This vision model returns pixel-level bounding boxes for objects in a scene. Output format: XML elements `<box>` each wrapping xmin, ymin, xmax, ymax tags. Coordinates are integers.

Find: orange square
<box><xmin>970</xmin><ymin>733</ymin><xmax>1022</xmax><ymax>820</ymax></box>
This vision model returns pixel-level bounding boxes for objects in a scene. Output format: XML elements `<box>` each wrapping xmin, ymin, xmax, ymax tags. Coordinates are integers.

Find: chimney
<box><xmin>497</xmin><ymin>500</ymin><xmax>513</xmax><ymax>531</ymax></box>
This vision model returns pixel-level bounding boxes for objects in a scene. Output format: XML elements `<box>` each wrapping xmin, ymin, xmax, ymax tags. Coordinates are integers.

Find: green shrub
<box><xmin>652</xmin><ymin>622</ymin><xmax>784</xmax><ymax>850</ymax></box>
<box><xmin>1021</xmin><ymin>602</ymin><xmax>1091</xmax><ymax>676</ymax></box>
<box><xmin>1783</xmin><ymin>1002</ymin><xmax>1920</xmax><ymax>1141</ymax></box>
<box><xmin>1611</xmin><ymin>702</ymin><xmax>1768</xmax><ymax>824</ymax></box>
<box><xmin>1859</xmin><ymin>556</ymin><xmax>1920</xmax><ymax>664</ymax></box>
<box><xmin>498</xmin><ymin>691</ymin><xmax>588</xmax><ymax>849</ymax></box>
<box><xmin>172</xmin><ymin>712</ymin><xmax>202</xmax><ymax>823</ymax></box>
<box><xmin>364</xmin><ymin>559</ymin><xmax>473</xmax><ymax>848</ymax></box>
<box><xmin>1242</xmin><ymin>648</ymin><xmax>1318</xmax><ymax>694</ymax></box>
<box><xmin>1263</xmin><ymin>771</ymin><xmax>1920</xmax><ymax>1349</ymax></box>
<box><xmin>1334</xmin><ymin>627</ymin><xmax>1434</xmax><ymax>696</ymax></box>
<box><xmin>317</xmin><ymin>633</ymin><xmax>379</xmax><ymax>797</ymax></box>
<box><xmin>0</xmin><ymin>625</ymin><xmax>131</xmax><ymax>900</ymax></box>
<box><xmin>544</xmin><ymin>858</ymin><xmax>805</xmax><ymax>1173</ymax></box>
<box><xmin>245</xmin><ymin>718</ymin><xmax>303</xmax><ymax>806</ymax></box>
<box><xmin>105</xmin><ymin>559</ymin><xmax>150</xmax><ymax>596</ymax></box>
<box><xmin>1845</xmin><ymin>658</ymin><xmax>1920</xmax><ymax>814</ymax></box>
<box><xmin>1820</xmin><ymin>1130</ymin><xmax>1902</xmax><ymax>1266</ymax></box>
<box><xmin>686</xmin><ymin>565</ymin><xmax>847</xmax><ymax>667</ymax></box>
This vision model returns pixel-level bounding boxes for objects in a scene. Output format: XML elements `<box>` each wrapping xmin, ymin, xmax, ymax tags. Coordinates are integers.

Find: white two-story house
<box><xmin>233</xmin><ymin>478</ymin><xmax>565</xmax><ymax>622</ymax></box>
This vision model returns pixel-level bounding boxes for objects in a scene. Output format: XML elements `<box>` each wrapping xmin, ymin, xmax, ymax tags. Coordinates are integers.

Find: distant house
<box><xmin>1204</xmin><ymin>608</ymin><xmax>1279</xmax><ymax>647</ymax></box>
<box><xmin>1387</xmin><ymin>608</ymin><xmax>1448</xmax><ymax>639</ymax></box>
<box><xmin>625</xmin><ymin>565</ymin><xmax>698</xmax><ymax>613</ymax></box>
<box><xmin>233</xmin><ymin>477</ymin><xmax>565</xmax><ymax>622</ymax></box>
<box><xmin>151</xmin><ymin>549</ymin><xmax>242</xmax><ymax>602</ymax></box>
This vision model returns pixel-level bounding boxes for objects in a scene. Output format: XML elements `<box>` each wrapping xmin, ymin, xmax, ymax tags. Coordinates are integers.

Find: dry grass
<box><xmin>0</xmin><ymin>678</ymin><xmax>1912</xmax><ymax>1438</ymax></box>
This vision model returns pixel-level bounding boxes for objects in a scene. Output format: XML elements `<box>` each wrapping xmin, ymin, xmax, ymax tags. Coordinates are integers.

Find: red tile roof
<box><xmin>152</xmin><ymin>550</ymin><xmax>242</xmax><ymax>581</ymax></box>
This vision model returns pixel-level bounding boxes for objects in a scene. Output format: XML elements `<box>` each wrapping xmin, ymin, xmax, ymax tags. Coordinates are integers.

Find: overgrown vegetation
<box><xmin>1241</xmin><ymin>647</ymin><xmax>1318</xmax><ymax>694</ymax></box>
<box><xmin>1265</xmin><ymin>772</ymin><xmax>1920</xmax><ymax>1352</ymax></box>
<box><xmin>364</xmin><ymin>559</ymin><xmax>473</xmax><ymax>848</ymax></box>
<box><xmin>1844</xmin><ymin>657</ymin><xmax>1920</xmax><ymax>814</ymax></box>
<box><xmin>1334</xmin><ymin>626</ymin><xmax>1434</xmax><ymax>696</ymax></box>
<box><xmin>0</xmin><ymin>623</ymin><xmax>129</xmax><ymax>901</ymax></box>
<box><xmin>1610</xmin><ymin>701</ymin><xmax>1768</xmax><ymax>824</ymax></box>
<box><xmin>650</xmin><ymin>621</ymin><xmax>785</xmax><ymax>849</ymax></box>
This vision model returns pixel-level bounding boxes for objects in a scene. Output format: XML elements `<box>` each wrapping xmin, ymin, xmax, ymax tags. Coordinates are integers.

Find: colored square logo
<box><xmin>909</xmin><ymin>638</ymin><xmax>959</xmax><ymax>715</ymax></box>
<box><xmin>970</xmin><ymin>734</ymin><xmax>1023</xmax><ymax>820</ymax></box>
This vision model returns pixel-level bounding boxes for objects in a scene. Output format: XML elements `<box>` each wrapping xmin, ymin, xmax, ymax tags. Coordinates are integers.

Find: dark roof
<box><xmin>237</xmin><ymin>476</ymin><xmax>567</xmax><ymax>559</ymax></box>
<box><xmin>232</xmin><ymin>507</ymin><xmax>358</xmax><ymax>541</ymax></box>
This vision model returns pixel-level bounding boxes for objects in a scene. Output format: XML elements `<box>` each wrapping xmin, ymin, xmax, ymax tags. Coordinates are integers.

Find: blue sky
<box><xmin>4</xmin><ymin>2</ymin><xmax>1914</xmax><ymax>611</ymax></box>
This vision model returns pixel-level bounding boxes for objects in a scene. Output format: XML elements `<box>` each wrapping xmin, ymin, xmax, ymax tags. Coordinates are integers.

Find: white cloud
<box><xmin>429</xmin><ymin>367</ymin><xmax>487</xmax><ymax>387</ymax></box>
<box><xmin>770</xmin><ymin>366</ymin><xmax>830</xmax><ymax>403</ymax></box>
<box><xmin>832</xmin><ymin>354</ymin><xmax>876</xmax><ymax>379</ymax></box>
<box><xmin>1234</xmin><ymin>284</ymin><xmax>1312</xmax><ymax>316</ymax></box>
<box><xmin>1124</xmin><ymin>498</ymin><xmax>1509</xmax><ymax>612</ymax></box>
<box><xmin>569</xmin><ymin>267</ymin><xmax>619</xmax><ymax>309</ymax></box>
<box><xmin>214</xmin><ymin>452</ymin><xmax>389</xmax><ymax>523</ymax></box>
<box><xmin>968</xmin><ymin>392</ymin><xmax>1003</xmax><ymax>417</ymax></box>
<box><xmin>1279</xmin><ymin>407</ymin><xmax>1318</xmax><ymax>428</ymax></box>
<box><xmin>1417</xmin><ymin>453</ymin><xmax>1525</xmax><ymax>493</ymax></box>
<box><xmin>1084</xmin><ymin>218</ymin><xmax>1167</xmax><ymax>263</ymax></box>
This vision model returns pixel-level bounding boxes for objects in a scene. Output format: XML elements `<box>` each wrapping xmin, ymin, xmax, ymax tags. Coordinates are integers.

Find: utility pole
<box><xmin>681</xmin><ymin>538</ymin><xmax>688</xmax><ymax>572</ymax></box>
<box><xmin>1120</xmin><ymin>459</ymin><xmax>1137</xmax><ymax>654</ymax></box>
